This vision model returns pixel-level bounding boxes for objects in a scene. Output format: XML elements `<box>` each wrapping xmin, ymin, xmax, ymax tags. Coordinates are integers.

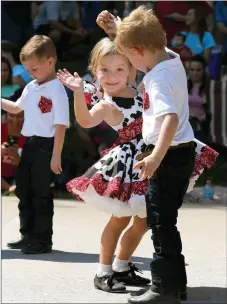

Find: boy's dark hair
<box><xmin>1</xmin><ymin>56</ymin><xmax>13</xmax><ymax>85</ymax></box>
<box><xmin>1</xmin><ymin>41</ymin><xmax>20</xmax><ymax>64</ymax></box>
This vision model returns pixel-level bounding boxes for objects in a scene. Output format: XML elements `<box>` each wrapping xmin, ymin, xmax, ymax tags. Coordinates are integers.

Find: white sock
<box><xmin>112</xmin><ymin>258</ymin><xmax>130</xmax><ymax>272</ymax></box>
<box><xmin>96</xmin><ymin>264</ymin><xmax>113</xmax><ymax>277</ymax></box>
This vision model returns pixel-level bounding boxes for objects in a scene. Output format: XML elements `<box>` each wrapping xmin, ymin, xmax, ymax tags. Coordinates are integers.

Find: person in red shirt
<box><xmin>1</xmin><ymin>111</ymin><xmax>26</xmax><ymax>193</ymax></box>
<box><xmin>172</xmin><ymin>32</ymin><xmax>193</xmax><ymax>66</ymax></box>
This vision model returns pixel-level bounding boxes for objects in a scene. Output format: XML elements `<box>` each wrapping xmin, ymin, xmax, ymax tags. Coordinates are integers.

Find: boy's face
<box><xmin>22</xmin><ymin>56</ymin><xmax>55</xmax><ymax>83</ymax></box>
<box><xmin>7</xmin><ymin>111</ymin><xmax>24</xmax><ymax>128</ymax></box>
<box><xmin>174</xmin><ymin>36</ymin><xmax>184</xmax><ymax>47</ymax></box>
<box><xmin>118</xmin><ymin>45</ymin><xmax>147</xmax><ymax>73</ymax></box>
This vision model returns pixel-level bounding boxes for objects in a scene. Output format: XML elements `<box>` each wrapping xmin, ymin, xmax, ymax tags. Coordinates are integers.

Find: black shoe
<box><xmin>128</xmin><ymin>289</ymin><xmax>180</xmax><ymax>304</ymax></box>
<box><xmin>114</xmin><ymin>262</ymin><xmax>151</xmax><ymax>286</ymax></box>
<box><xmin>94</xmin><ymin>274</ymin><xmax>126</xmax><ymax>293</ymax></box>
<box><xmin>7</xmin><ymin>236</ymin><xmax>28</xmax><ymax>249</ymax></box>
<box><xmin>21</xmin><ymin>243</ymin><xmax>52</xmax><ymax>254</ymax></box>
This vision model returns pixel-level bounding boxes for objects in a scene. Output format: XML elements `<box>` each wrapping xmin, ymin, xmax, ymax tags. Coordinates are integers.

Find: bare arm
<box><xmin>53</xmin><ymin>125</ymin><xmax>66</xmax><ymax>157</ymax></box>
<box><xmin>1</xmin><ymin>98</ymin><xmax>22</xmax><ymax>114</ymax></box>
<box><xmin>50</xmin><ymin>124</ymin><xmax>67</xmax><ymax>174</ymax></box>
<box><xmin>217</xmin><ymin>22</ymin><xmax>227</xmax><ymax>35</ymax></box>
<box><xmin>57</xmin><ymin>69</ymin><xmax>107</xmax><ymax>129</ymax></box>
<box><xmin>49</xmin><ymin>20</ymin><xmax>76</xmax><ymax>35</ymax></box>
<box><xmin>134</xmin><ymin>113</ymin><xmax>179</xmax><ymax>179</ymax></box>
<box><xmin>165</xmin><ymin>13</ymin><xmax>186</xmax><ymax>22</ymax></box>
<box><xmin>204</xmin><ymin>48</ymin><xmax>212</xmax><ymax>64</ymax></box>
<box><xmin>74</xmin><ymin>90</ymin><xmax>107</xmax><ymax>128</ymax></box>
<box><xmin>151</xmin><ymin>113</ymin><xmax>179</xmax><ymax>162</ymax></box>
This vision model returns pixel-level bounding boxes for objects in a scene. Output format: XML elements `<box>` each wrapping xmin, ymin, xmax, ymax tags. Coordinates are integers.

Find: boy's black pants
<box><xmin>15</xmin><ymin>136</ymin><xmax>54</xmax><ymax>245</ymax></box>
<box><xmin>145</xmin><ymin>143</ymin><xmax>196</xmax><ymax>293</ymax></box>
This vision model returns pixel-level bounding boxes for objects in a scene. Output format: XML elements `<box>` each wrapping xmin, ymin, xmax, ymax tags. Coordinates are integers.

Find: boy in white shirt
<box><xmin>97</xmin><ymin>7</ymin><xmax>195</xmax><ymax>304</ymax></box>
<box><xmin>2</xmin><ymin>35</ymin><xmax>69</xmax><ymax>254</ymax></box>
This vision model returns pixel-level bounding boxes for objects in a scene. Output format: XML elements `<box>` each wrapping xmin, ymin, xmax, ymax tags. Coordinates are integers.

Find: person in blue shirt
<box><xmin>214</xmin><ymin>1</ymin><xmax>227</xmax><ymax>58</ymax></box>
<box><xmin>181</xmin><ymin>8</ymin><xmax>216</xmax><ymax>63</ymax></box>
<box><xmin>2</xmin><ymin>41</ymin><xmax>33</xmax><ymax>88</ymax></box>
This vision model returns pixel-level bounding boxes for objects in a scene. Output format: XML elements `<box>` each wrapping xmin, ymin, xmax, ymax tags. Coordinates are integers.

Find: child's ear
<box><xmin>131</xmin><ymin>47</ymin><xmax>144</xmax><ymax>58</ymax></box>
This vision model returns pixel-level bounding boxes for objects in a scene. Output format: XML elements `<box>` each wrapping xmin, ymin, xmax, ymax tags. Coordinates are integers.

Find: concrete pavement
<box><xmin>1</xmin><ymin>193</ymin><xmax>227</xmax><ymax>303</ymax></box>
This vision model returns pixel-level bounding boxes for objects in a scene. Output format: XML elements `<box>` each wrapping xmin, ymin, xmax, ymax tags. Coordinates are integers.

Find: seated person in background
<box><xmin>1</xmin><ymin>111</ymin><xmax>26</xmax><ymax>194</ymax></box>
<box><xmin>172</xmin><ymin>32</ymin><xmax>193</xmax><ymax>67</ymax></box>
<box><xmin>181</xmin><ymin>8</ymin><xmax>216</xmax><ymax>63</ymax></box>
<box><xmin>33</xmin><ymin>1</ymin><xmax>89</xmax><ymax>54</ymax></box>
<box><xmin>2</xmin><ymin>42</ymin><xmax>33</xmax><ymax>88</ymax></box>
<box><xmin>188</xmin><ymin>55</ymin><xmax>210</xmax><ymax>141</ymax></box>
<box><xmin>1</xmin><ymin>57</ymin><xmax>22</xmax><ymax>122</ymax></box>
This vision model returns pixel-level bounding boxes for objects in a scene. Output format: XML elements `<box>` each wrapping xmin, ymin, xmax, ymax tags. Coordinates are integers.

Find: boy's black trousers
<box><xmin>145</xmin><ymin>143</ymin><xmax>196</xmax><ymax>293</ymax></box>
<box><xmin>15</xmin><ymin>136</ymin><xmax>54</xmax><ymax>245</ymax></box>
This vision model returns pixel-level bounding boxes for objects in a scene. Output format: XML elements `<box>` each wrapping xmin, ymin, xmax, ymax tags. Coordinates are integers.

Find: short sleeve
<box><xmin>45</xmin><ymin>2</ymin><xmax>60</xmax><ymax>21</ymax></box>
<box><xmin>146</xmin><ymin>78</ymin><xmax>177</xmax><ymax>118</ymax></box>
<box><xmin>52</xmin><ymin>84</ymin><xmax>70</xmax><ymax>127</ymax></box>
<box><xmin>14</xmin><ymin>85</ymin><xmax>28</xmax><ymax>110</ymax></box>
<box><xmin>202</xmin><ymin>32</ymin><xmax>216</xmax><ymax>50</ymax></box>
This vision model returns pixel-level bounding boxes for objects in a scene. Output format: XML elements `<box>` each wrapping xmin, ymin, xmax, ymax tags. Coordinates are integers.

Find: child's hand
<box><xmin>50</xmin><ymin>155</ymin><xmax>62</xmax><ymax>175</ymax></box>
<box><xmin>96</xmin><ymin>10</ymin><xmax>121</xmax><ymax>36</ymax></box>
<box><xmin>8</xmin><ymin>144</ymin><xmax>20</xmax><ymax>163</ymax></box>
<box><xmin>134</xmin><ymin>155</ymin><xmax>161</xmax><ymax>180</ymax></box>
<box><xmin>1</xmin><ymin>142</ymin><xmax>9</xmax><ymax>156</ymax></box>
<box><xmin>57</xmin><ymin>69</ymin><xmax>83</xmax><ymax>92</ymax></box>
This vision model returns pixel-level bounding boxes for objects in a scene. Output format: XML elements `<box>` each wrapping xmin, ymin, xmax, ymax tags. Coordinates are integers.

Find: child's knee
<box><xmin>109</xmin><ymin>216</ymin><xmax>131</xmax><ymax>232</ymax></box>
<box><xmin>132</xmin><ymin>217</ymin><xmax>148</xmax><ymax>235</ymax></box>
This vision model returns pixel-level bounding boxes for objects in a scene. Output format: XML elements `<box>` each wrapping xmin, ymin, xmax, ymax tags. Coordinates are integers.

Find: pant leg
<box><xmin>30</xmin><ymin>138</ymin><xmax>54</xmax><ymax>245</ymax></box>
<box><xmin>146</xmin><ymin>145</ymin><xmax>195</xmax><ymax>293</ymax></box>
<box><xmin>15</xmin><ymin>140</ymin><xmax>34</xmax><ymax>237</ymax></box>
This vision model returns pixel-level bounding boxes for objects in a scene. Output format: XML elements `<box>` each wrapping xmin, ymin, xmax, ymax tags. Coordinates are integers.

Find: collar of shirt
<box><xmin>143</xmin><ymin>48</ymin><xmax>181</xmax><ymax>84</ymax></box>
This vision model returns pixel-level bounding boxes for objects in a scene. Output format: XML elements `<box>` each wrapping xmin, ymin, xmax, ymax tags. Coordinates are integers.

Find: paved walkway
<box><xmin>1</xmin><ymin>194</ymin><xmax>227</xmax><ymax>303</ymax></box>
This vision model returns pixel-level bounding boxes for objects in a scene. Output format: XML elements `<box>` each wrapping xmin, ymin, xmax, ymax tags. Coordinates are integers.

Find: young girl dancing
<box><xmin>57</xmin><ymin>37</ymin><xmax>150</xmax><ymax>293</ymax></box>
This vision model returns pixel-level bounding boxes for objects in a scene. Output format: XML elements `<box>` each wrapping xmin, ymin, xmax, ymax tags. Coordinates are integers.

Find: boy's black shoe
<box><xmin>114</xmin><ymin>262</ymin><xmax>151</xmax><ymax>286</ymax></box>
<box><xmin>7</xmin><ymin>235</ymin><xmax>28</xmax><ymax>249</ymax></box>
<box><xmin>21</xmin><ymin>243</ymin><xmax>52</xmax><ymax>254</ymax></box>
<box><xmin>94</xmin><ymin>274</ymin><xmax>126</xmax><ymax>293</ymax></box>
<box><xmin>128</xmin><ymin>289</ymin><xmax>180</xmax><ymax>304</ymax></box>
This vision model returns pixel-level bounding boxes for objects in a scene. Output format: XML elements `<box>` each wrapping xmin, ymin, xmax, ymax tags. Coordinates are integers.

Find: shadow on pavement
<box><xmin>2</xmin><ymin>249</ymin><xmax>226</xmax><ymax>302</ymax></box>
<box><xmin>1</xmin><ymin>249</ymin><xmax>188</xmax><ymax>270</ymax></box>
<box><xmin>130</xmin><ymin>286</ymin><xmax>227</xmax><ymax>303</ymax></box>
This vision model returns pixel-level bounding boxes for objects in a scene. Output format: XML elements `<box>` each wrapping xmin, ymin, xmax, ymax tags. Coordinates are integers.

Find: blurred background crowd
<box><xmin>1</xmin><ymin>1</ymin><xmax>227</xmax><ymax>196</ymax></box>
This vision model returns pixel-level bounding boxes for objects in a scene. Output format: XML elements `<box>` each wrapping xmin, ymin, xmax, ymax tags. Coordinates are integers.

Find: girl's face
<box><xmin>95</xmin><ymin>54</ymin><xmax>130</xmax><ymax>94</ymax></box>
<box><xmin>1</xmin><ymin>62</ymin><xmax>10</xmax><ymax>86</ymax></box>
<box><xmin>7</xmin><ymin>111</ymin><xmax>24</xmax><ymax>128</ymax></box>
<box><xmin>189</xmin><ymin>61</ymin><xmax>204</xmax><ymax>83</ymax></box>
<box><xmin>186</xmin><ymin>9</ymin><xmax>196</xmax><ymax>26</ymax></box>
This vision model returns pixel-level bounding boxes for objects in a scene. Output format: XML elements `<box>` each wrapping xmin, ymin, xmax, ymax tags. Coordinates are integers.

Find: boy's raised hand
<box><xmin>134</xmin><ymin>155</ymin><xmax>161</xmax><ymax>180</ymax></box>
<box><xmin>96</xmin><ymin>10</ymin><xmax>121</xmax><ymax>37</ymax></box>
<box><xmin>57</xmin><ymin>69</ymin><xmax>83</xmax><ymax>92</ymax></box>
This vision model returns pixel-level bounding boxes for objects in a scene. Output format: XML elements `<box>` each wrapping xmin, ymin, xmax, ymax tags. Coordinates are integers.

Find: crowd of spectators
<box><xmin>1</xmin><ymin>1</ymin><xmax>227</xmax><ymax>194</ymax></box>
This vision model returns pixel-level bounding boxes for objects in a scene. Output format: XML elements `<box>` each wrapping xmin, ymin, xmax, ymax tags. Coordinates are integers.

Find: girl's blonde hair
<box><xmin>88</xmin><ymin>37</ymin><xmax>130</xmax><ymax>75</ymax></box>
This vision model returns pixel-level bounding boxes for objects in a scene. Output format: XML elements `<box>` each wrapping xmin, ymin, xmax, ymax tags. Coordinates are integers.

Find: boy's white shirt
<box><xmin>142</xmin><ymin>47</ymin><xmax>194</xmax><ymax>146</ymax></box>
<box><xmin>15</xmin><ymin>79</ymin><xmax>69</xmax><ymax>137</ymax></box>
